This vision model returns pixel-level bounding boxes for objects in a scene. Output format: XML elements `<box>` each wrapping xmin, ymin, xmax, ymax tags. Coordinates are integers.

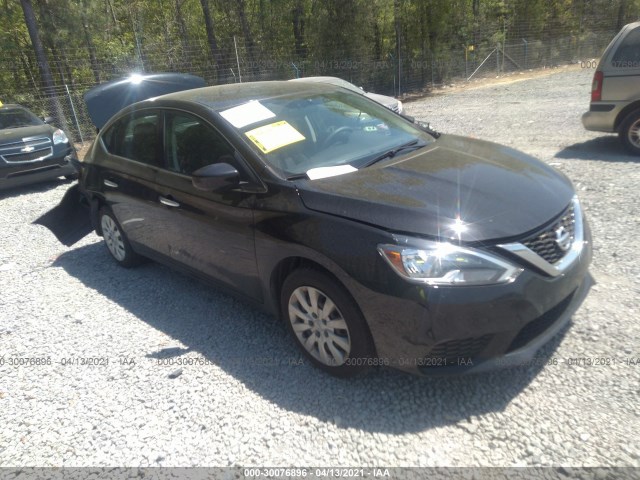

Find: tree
<box><xmin>174</xmin><ymin>0</ymin><xmax>193</xmax><ymax>71</ymax></box>
<box><xmin>19</xmin><ymin>0</ymin><xmax>67</xmax><ymax>130</ymax></box>
<box><xmin>19</xmin><ymin>0</ymin><xmax>55</xmax><ymax>93</ymax></box>
<box><xmin>199</xmin><ymin>0</ymin><xmax>222</xmax><ymax>82</ymax></box>
<box><xmin>292</xmin><ymin>0</ymin><xmax>306</xmax><ymax>59</ymax></box>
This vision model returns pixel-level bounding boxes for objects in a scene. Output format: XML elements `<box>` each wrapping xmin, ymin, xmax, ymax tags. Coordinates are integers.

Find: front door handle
<box><xmin>103</xmin><ymin>179</ymin><xmax>118</xmax><ymax>188</ymax></box>
<box><xmin>159</xmin><ymin>196</ymin><xmax>180</xmax><ymax>208</ymax></box>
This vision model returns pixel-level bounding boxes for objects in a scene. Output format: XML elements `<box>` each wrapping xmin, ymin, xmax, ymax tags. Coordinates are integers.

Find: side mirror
<box><xmin>43</xmin><ymin>116</ymin><xmax>54</xmax><ymax>124</ymax></box>
<box><xmin>192</xmin><ymin>162</ymin><xmax>240</xmax><ymax>191</ymax></box>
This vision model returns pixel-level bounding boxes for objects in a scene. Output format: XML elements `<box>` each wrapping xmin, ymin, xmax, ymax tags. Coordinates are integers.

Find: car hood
<box><xmin>0</xmin><ymin>125</ymin><xmax>53</xmax><ymax>143</ymax></box>
<box><xmin>297</xmin><ymin>134</ymin><xmax>575</xmax><ymax>242</ymax></box>
<box><xmin>84</xmin><ymin>73</ymin><xmax>206</xmax><ymax>129</ymax></box>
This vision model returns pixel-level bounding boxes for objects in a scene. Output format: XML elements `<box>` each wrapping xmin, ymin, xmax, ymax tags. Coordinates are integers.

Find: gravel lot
<box><xmin>0</xmin><ymin>67</ymin><xmax>638</xmax><ymax>469</ymax></box>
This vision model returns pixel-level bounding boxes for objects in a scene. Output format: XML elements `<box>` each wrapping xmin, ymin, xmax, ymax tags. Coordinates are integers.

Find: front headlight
<box><xmin>53</xmin><ymin>129</ymin><xmax>69</xmax><ymax>145</ymax></box>
<box><xmin>378</xmin><ymin>241</ymin><xmax>523</xmax><ymax>286</ymax></box>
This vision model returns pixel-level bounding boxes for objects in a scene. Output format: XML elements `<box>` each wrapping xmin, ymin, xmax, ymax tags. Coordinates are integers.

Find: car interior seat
<box><xmin>131</xmin><ymin>122</ymin><xmax>159</xmax><ymax>166</ymax></box>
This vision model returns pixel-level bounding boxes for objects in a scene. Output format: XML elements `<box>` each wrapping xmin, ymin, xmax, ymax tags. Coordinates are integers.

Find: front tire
<box><xmin>99</xmin><ymin>207</ymin><xmax>142</xmax><ymax>268</ymax></box>
<box><xmin>619</xmin><ymin>110</ymin><xmax>640</xmax><ymax>156</ymax></box>
<box><xmin>280</xmin><ymin>268</ymin><xmax>374</xmax><ymax>377</ymax></box>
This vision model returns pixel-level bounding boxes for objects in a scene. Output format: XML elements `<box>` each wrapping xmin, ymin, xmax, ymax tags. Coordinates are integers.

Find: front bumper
<box><xmin>353</xmin><ymin>219</ymin><xmax>593</xmax><ymax>375</ymax></box>
<box><xmin>0</xmin><ymin>147</ymin><xmax>77</xmax><ymax>190</ymax></box>
<box><xmin>581</xmin><ymin>102</ymin><xmax>625</xmax><ymax>133</ymax></box>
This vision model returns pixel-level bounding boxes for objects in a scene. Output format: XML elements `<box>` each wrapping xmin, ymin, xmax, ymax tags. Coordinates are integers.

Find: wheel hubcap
<box><xmin>288</xmin><ymin>286</ymin><xmax>351</xmax><ymax>366</ymax></box>
<box><xmin>101</xmin><ymin>215</ymin><xmax>126</xmax><ymax>262</ymax></box>
<box><xmin>628</xmin><ymin>119</ymin><xmax>640</xmax><ymax>149</ymax></box>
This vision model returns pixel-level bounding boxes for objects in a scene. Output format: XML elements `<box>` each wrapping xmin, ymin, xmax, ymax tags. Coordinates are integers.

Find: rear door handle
<box><xmin>159</xmin><ymin>196</ymin><xmax>180</xmax><ymax>208</ymax></box>
<box><xmin>103</xmin><ymin>179</ymin><xmax>118</xmax><ymax>188</ymax></box>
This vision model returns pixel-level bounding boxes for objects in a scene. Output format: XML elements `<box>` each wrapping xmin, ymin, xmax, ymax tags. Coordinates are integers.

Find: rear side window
<box><xmin>612</xmin><ymin>27</ymin><xmax>640</xmax><ymax>67</ymax></box>
<box><xmin>102</xmin><ymin>111</ymin><xmax>162</xmax><ymax>167</ymax></box>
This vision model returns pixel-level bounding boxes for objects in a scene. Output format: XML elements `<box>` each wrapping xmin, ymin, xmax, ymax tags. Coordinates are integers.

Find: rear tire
<box><xmin>619</xmin><ymin>110</ymin><xmax>640</xmax><ymax>156</ymax></box>
<box><xmin>280</xmin><ymin>268</ymin><xmax>374</xmax><ymax>377</ymax></box>
<box><xmin>99</xmin><ymin>207</ymin><xmax>142</xmax><ymax>268</ymax></box>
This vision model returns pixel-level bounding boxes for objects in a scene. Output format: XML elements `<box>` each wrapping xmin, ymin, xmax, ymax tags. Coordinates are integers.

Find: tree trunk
<box><xmin>105</xmin><ymin>0</ymin><xmax>126</xmax><ymax>46</ymax></box>
<box><xmin>20</xmin><ymin>53</ymin><xmax>39</xmax><ymax>93</ymax></box>
<box><xmin>19</xmin><ymin>0</ymin><xmax>68</xmax><ymax>130</ymax></box>
<box><xmin>292</xmin><ymin>0</ymin><xmax>306</xmax><ymax>59</ymax></box>
<box><xmin>175</xmin><ymin>0</ymin><xmax>193</xmax><ymax>72</ymax></box>
<box><xmin>199</xmin><ymin>0</ymin><xmax>222</xmax><ymax>82</ymax></box>
<box><xmin>394</xmin><ymin>0</ymin><xmax>401</xmax><ymax>95</ymax></box>
<box><xmin>472</xmin><ymin>0</ymin><xmax>479</xmax><ymax>48</ymax></box>
<box><xmin>81</xmin><ymin>5</ymin><xmax>101</xmax><ymax>84</ymax></box>
<box><xmin>235</xmin><ymin>0</ymin><xmax>256</xmax><ymax>78</ymax></box>
<box><xmin>37</xmin><ymin>0</ymin><xmax>68</xmax><ymax>85</ymax></box>
<box><xmin>129</xmin><ymin>6</ymin><xmax>146</xmax><ymax>71</ymax></box>
<box><xmin>616</xmin><ymin>0</ymin><xmax>627</xmax><ymax>31</ymax></box>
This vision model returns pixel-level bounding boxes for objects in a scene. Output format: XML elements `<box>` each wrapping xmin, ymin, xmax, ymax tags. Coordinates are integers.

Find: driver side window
<box><xmin>165</xmin><ymin>112</ymin><xmax>234</xmax><ymax>176</ymax></box>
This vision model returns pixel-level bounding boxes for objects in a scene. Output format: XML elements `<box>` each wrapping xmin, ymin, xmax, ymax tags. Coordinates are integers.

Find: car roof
<box><xmin>125</xmin><ymin>80</ymin><xmax>343</xmax><ymax>116</ymax></box>
<box><xmin>289</xmin><ymin>76</ymin><xmax>363</xmax><ymax>93</ymax></box>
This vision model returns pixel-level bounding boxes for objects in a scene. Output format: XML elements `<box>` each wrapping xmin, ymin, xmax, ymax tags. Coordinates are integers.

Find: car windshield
<box><xmin>218</xmin><ymin>91</ymin><xmax>433</xmax><ymax>178</ymax></box>
<box><xmin>0</xmin><ymin>107</ymin><xmax>44</xmax><ymax>129</ymax></box>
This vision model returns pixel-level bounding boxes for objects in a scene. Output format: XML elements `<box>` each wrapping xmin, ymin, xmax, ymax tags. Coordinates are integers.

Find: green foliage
<box><xmin>3</xmin><ymin>0</ymin><xmax>640</xmax><ymax>100</ymax></box>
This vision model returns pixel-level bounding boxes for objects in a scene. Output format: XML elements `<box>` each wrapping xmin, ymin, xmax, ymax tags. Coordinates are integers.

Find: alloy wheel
<box><xmin>101</xmin><ymin>214</ymin><xmax>126</xmax><ymax>262</ymax></box>
<box><xmin>288</xmin><ymin>286</ymin><xmax>352</xmax><ymax>366</ymax></box>
<box><xmin>627</xmin><ymin>117</ymin><xmax>640</xmax><ymax>149</ymax></box>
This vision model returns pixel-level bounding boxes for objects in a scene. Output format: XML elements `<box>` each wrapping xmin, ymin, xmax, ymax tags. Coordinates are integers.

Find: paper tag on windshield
<box><xmin>220</xmin><ymin>101</ymin><xmax>276</xmax><ymax>128</ymax></box>
<box><xmin>306</xmin><ymin>165</ymin><xmax>357</xmax><ymax>180</ymax></box>
<box><xmin>245</xmin><ymin>121</ymin><xmax>305</xmax><ymax>154</ymax></box>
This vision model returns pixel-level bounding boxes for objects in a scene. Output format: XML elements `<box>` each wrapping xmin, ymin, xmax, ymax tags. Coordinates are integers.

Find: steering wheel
<box><xmin>322</xmin><ymin>126</ymin><xmax>353</xmax><ymax>148</ymax></box>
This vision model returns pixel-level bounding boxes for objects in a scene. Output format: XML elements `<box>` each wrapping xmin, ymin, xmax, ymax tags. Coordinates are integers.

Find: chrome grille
<box><xmin>0</xmin><ymin>137</ymin><xmax>52</xmax><ymax>163</ymax></box>
<box><xmin>522</xmin><ymin>204</ymin><xmax>575</xmax><ymax>265</ymax></box>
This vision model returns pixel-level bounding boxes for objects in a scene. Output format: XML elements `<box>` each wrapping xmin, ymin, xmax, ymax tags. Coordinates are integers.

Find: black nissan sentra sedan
<box><xmin>44</xmin><ymin>74</ymin><xmax>592</xmax><ymax>377</ymax></box>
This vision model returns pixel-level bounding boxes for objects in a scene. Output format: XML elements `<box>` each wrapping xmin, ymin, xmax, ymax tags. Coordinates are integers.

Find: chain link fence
<box><xmin>7</xmin><ymin>84</ymin><xmax>95</xmax><ymax>148</ymax></box>
<box><xmin>2</xmin><ymin>30</ymin><xmax>616</xmax><ymax>149</ymax></box>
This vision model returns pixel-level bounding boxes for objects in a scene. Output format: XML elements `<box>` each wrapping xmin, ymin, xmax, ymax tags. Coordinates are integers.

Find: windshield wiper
<box><xmin>285</xmin><ymin>140</ymin><xmax>426</xmax><ymax>179</ymax></box>
<box><xmin>286</xmin><ymin>173</ymin><xmax>308</xmax><ymax>181</ymax></box>
<box><xmin>361</xmin><ymin>140</ymin><xmax>426</xmax><ymax>168</ymax></box>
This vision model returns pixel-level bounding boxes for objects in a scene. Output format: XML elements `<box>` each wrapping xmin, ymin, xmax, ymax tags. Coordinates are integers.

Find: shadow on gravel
<box><xmin>53</xmin><ymin>242</ymin><xmax>569</xmax><ymax>434</ymax></box>
<box><xmin>0</xmin><ymin>177</ymin><xmax>75</xmax><ymax>200</ymax></box>
<box><xmin>555</xmin><ymin>136</ymin><xmax>638</xmax><ymax>162</ymax></box>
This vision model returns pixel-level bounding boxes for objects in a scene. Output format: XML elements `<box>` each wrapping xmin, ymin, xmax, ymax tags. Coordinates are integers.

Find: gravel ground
<box><xmin>0</xmin><ymin>67</ymin><xmax>638</xmax><ymax>469</ymax></box>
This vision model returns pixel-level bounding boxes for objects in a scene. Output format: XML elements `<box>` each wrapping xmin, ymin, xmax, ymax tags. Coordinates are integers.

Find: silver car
<box><xmin>290</xmin><ymin>76</ymin><xmax>403</xmax><ymax>114</ymax></box>
<box><xmin>582</xmin><ymin>21</ymin><xmax>640</xmax><ymax>155</ymax></box>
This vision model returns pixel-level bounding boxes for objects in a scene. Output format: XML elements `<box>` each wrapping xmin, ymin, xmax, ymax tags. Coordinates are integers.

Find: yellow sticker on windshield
<box><xmin>245</xmin><ymin>121</ymin><xmax>305</xmax><ymax>154</ymax></box>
